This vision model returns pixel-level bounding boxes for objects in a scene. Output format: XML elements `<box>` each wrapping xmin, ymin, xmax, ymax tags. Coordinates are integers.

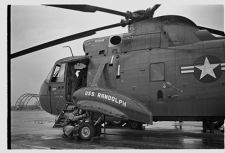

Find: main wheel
<box><xmin>78</xmin><ymin>122</ymin><xmax>95</xmax><ymax>140</ymax></box>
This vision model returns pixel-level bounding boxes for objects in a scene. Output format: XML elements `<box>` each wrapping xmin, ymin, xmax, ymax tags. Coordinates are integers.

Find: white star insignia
<box><xmin>195</xmin><ymin>57</ymin><xmax>219</xmax><ymax>79</ymax></box>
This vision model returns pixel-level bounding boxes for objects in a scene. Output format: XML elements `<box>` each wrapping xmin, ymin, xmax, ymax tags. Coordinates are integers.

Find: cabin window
<box><xmin>51</xmin><ymin>63</ymin><xmax>66</xmax><ymax>82</ymax></box>
<box><xmin>150</xmin><ymin>63</ymin><xmax>165</xmax><ymax>81</ymax></box>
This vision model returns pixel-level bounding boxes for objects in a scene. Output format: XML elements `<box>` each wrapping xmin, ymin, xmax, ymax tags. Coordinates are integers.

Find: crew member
<box><xmin>62</xmin><ymin>107</ymin><xmax>87</xmax><ymax>138</ymax></box>
<box><xmin>69</xmin><ymin>67</ymin><xmax>79</xmax><ymax>100</ymax></box>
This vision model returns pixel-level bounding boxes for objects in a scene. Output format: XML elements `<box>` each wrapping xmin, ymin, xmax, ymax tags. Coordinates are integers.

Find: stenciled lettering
<box><xmin>96</xmin><ymin>92</ymin><xmax>127</xmax><ymax>107</ymax></box>
<box><xmin>84</xmin><ymin>91</ymin><xmax>95</xmax><ymax>97</ymax></box>
<box><xmin>85</xmin><ymin>91</ymin><xmax>127</xmax><ymax>107</ymax></box>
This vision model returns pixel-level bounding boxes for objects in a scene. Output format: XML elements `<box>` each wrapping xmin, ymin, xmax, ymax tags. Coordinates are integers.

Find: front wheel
<box><xmin>78</xmin><ymin>122</ymin><xmax>95</xmax><ymax>140</ymax></box>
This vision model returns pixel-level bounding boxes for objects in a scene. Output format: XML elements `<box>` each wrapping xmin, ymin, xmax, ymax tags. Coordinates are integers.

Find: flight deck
<box><xmin>11</xmin><ymin>111</ymin><xmax>224</xmax><ymax>149</ymax></box>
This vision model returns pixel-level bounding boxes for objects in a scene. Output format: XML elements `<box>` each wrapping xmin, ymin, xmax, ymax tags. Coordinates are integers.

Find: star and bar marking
<box><xmin>180</xmin><ymin>56</ymin><xmax>225</xmax><ymax>83</ymax></box>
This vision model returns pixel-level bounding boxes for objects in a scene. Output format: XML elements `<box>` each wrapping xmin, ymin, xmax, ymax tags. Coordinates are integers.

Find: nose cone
<box><xmin>39</xmin><ymin>81</ymin><xmax>52</xmax><ymax>114</ymax></box>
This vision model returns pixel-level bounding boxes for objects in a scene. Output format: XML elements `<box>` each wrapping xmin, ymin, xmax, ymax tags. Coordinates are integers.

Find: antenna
<box><xmin>63</xmin><ymin>46</ymin><xmax>74</xmax><ymax>57</ymax></box>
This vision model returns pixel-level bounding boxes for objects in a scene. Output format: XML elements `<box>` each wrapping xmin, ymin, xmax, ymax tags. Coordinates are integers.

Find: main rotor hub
<box><xmin>126</xmin><ymin>7</ymin><xmax>155</xmax><ymax>21</ymax></box>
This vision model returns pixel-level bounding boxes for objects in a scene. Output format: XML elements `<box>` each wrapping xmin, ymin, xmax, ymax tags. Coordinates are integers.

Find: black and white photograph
<box><xmin>4</xmin><ymin>0</ymin><xmax>225</xmax><ymax>150</ymax></box>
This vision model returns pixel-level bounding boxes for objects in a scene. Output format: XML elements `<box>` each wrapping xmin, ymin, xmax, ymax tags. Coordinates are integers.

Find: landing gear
<box><xmin>129</xmin><ymin>121</ymin><xmax>143</xmax><ymax>130</ymax></box>
<box><xmin>111</xmin><ymin>120</ymin><xmax>123</xmax><ymax>126</ymax></box>
<box><xmin>202</xmin><ymin>120</ymin><xmax>224</xmax><ymax>133</ymax></box>
<box><xmin>78</xmin><ymin>122</ymin><xmax>95</xmax><ymax>140</ymax></box>
<box><xmin>77</xmin><ymin>115</ymin><xmax>103</xmax><ymax>140</ymax></box>
<box><xmin>108</xmin><ymin>120</ymin><xmax>143</xmax><ymax>130</ymax></box>
<box><xmin>94</xmin><ymin>124</ymin><xmax>102</xmax><ymax>136</ymax></box>
<box><xmin>214</xmin><ymin>120</ymin><xmax>224</xmax><ymax>130</ymax></box>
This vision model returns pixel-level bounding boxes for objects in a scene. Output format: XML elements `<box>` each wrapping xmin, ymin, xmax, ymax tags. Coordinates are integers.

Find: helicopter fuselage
<box><xmin>39</xmin><ymin>15</ymin><xmax>225</xmax><ymax>123</ymax></box>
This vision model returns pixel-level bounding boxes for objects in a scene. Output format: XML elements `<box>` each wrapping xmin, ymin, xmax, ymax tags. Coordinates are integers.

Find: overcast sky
<box><xmin>10</xmin><ymin>0</ymin><xmax>224</xmax><ymax>105</ymax></box>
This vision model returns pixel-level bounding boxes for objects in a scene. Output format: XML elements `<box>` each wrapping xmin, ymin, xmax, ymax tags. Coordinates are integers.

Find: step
<box><xmin>53</xmin><ymin>103</ymin><xmax>76</xmax><ymax>128</ymax></box>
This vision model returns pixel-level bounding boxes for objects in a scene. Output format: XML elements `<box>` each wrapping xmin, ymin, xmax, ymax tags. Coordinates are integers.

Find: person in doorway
<box><xmin>62</xmin><ymin>107</ymin><xmax>87</xmax><ymax>138</ymax></box>
<box><xmin>69</xmin><ymin>68</ymin><xmax>79</xmax><ymax>99</ymax></box>
<box><xmin>78</xmin><ymin>69</ymin><xmax>86</xmax><ymax>87</ymax></box>
<box><xmin>76</xmin><ymin>69</ymin><xmax>85</xmax><ymax>89</ymax></box>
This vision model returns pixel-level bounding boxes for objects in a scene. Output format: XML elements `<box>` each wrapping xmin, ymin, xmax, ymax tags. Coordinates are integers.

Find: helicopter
<box><xmin>11</xmin><ymin>4</ymin><xmax>225</xmax><ymax>140</ymax></box>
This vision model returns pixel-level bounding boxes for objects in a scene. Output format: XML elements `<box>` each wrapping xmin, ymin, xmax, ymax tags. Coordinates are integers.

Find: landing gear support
<box><xmin>202</xmin><ymin>120</ymin><xmax>224</xmax><ymax>133</ymax></box>
<box><xmin>93</xmin><ymin>115</ymin><xmax>104</xmax><ymax>137</ymax></box>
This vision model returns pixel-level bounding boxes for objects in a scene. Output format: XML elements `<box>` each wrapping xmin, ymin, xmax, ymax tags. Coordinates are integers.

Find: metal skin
<box><xmin>39</xmin><ymin>81</ymin><xmax>51</xmax><ymax>114</ymax></box>
<box><xmin>73</xmin><ymin>87</ymin><xmax>153</xmax><ymax>124</ymax></box>
<box><xmin>39</xmin><ymin>15</ymin><xmax>225</xmax><ymax>124</ymax></box>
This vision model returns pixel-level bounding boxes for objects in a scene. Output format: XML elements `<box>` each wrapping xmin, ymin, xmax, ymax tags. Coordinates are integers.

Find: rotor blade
<box><xmin>46</xmin><ymin>4</ymin><xmax>128</xmax><ymax>18</ymax></box>
<box><xmin>10</xmin><ymin>22</ymin><xmax>123</xmax><ymax>59</ymax></box>
<box><xmin>197</xmin><ymin>26</ymin><xmax>225</xmax><ymax>36</ymax></box>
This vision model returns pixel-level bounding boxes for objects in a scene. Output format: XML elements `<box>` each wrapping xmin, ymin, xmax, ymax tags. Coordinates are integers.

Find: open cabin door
<box><xmin>49</xmin><ymin>63</ymin><xmax>66</xmax><ymax>115</ymax></box>
<box><xmin>66</xmin><ymin>60</ymin><xmax>88</xmax><ymax>102</ymax></box>
<box><xmin>47</xmin><ymin>57</ymin><xmax>89</xmax><ymax>115</ymax></box>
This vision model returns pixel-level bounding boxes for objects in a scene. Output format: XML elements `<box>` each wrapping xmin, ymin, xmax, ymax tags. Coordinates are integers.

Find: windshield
<box><xmin>51</xmin><ymin>63</ymin><xmax>66</xmax><ymax>82</ymax></box>
<box><xmin>45</xmin><ymin>66</ymin><xmax>54</xmax><ymax>83</ymax></box>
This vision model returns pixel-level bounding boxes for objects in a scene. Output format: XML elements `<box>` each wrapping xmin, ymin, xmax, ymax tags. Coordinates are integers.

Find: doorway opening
<box><xmin>66</xmin><ymin>60</ymin><xmax>88</xmax><ymax>101</ymax></box>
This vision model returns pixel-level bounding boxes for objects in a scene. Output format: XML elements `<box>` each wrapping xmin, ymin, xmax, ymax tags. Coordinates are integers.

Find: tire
<box><xmin>129</xmin><ymin>121</ymin><xmax>143</xmax><ymax>130</ymax></box>
<box><xmin>78</xmin><ymin>122</ymin><xmax>95</xmax><ymax>140</ymax></box>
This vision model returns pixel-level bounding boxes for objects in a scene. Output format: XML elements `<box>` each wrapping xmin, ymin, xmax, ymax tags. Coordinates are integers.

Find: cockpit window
<box><xmin>45</xmin><ymin>66</ymin><xmax>54</xmax><ymax>83</ymax></box>
<box><xmin>51</xmin><ymin>63</ymin><xmax>66</xmax><ymax>82</ymax></box>
<box><xmin>52</xmin><ymin>65</ymin><xmax>61</xmax><ymax>78</ymax></box>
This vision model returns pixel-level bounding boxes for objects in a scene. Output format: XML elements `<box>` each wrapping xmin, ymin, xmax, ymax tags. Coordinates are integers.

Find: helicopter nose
<box><xmin>39</xmin><ymin>81</ymin><xmax>52</xmax><ymax>114</ymax></box>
